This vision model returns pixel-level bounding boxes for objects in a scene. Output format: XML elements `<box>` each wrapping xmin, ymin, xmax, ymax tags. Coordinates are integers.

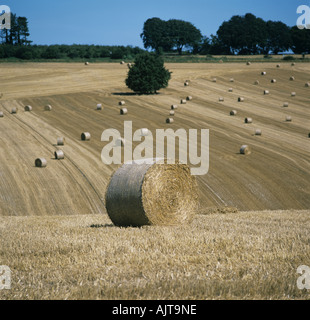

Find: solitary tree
<box><xmin>125</xmin><ymin>53</ymin><xmax>171</xmax><ymax>94</ymax></box>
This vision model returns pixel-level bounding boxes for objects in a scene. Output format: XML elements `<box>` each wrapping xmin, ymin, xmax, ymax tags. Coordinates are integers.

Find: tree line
<box><xmin>0</xmin><ymin>12</ymin><xmax>309</xmax><ymax>61</ymax></box>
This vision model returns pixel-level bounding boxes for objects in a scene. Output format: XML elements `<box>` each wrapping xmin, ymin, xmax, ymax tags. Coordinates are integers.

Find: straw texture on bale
<box><xmin>105</xmin><ymin>159</ymin><xmax>199</xmax><ymax>227</ymax></box>
<box><xmin>184</xmin><ymin>82</ymin><xmax>189</xmax><ymax>86</ymax></box>
<box><xmin>166</xmin><ymin>118</ymin><xmax>174</xmax><ymax>124</ymax></box>
<box><xmin>286</xmin><ymin>116</ymin><xmax>292</xmax><ymax>122</ymax></box>
<box><xmin>11</xmin><ymin>107</ymin><xmax>17</xmax><ymax>114</ymax></box>
<box><xmin>291</xmin><ymin>92</ymin><xmax>296</xmax><ymax>97</ymax></box>
<box><xmin>119</xmin><ymin>101</ymin><xmax>126</xmax><ymax>106</ymax></box>
<box><xmin>57</xmin><ymin>137</ymin><xmax>65</xmax><ymax>146</ymax></box>
<box><xmin>261</xmin><ymin>72</ymin><xmax>266</xmax><ymax>76</ymax></box>
<box><xmin>0</xmin><ymin>111</ymin><xmax>4</xmax><ymax>117</ymax></box>
<box><xmin>283</xmin><ymin>102</ymin><xmax>289</xmax><ymax>108</ymax></box>
<box><xmin>186</xmin><ymin>96</ymin><xmax>192</xmax><ymax>101</ymax></box>
<box><xmin>264</xmin><ymin>90</ymin><xmax>270</xmax><ymax>95</ymax></box>
<box><xmin>81</xmin><ymin>132</ymin><xmax>91</xmax><ymax>141</ymax></box>
<box><xmin>181</xmin><ymin>99</ymin><xmax>187</xmax><ymax>104</ymax></box>
<box><xmin>120</xmin><ymin>108</ymin><xmax>128</xmax><ymax>115</ymax></box>
<box><xmin>240</xmin><ymin>145</ymin><xmax>251</xmax><ymax>155</ymax></box>
<box><xmin>271</xmin><ymin>79</ymin><xmax>277</xmax><ymax>83</ymax></box>
<box><xmin>171</xmin><ymin>105</ymin><xmax>178</xmax><ymax>110</ymax></box>
<box><xmin>212</xmin><ymin>78</ymin><xmax>217</xmax><ymax>82</ymax></box>
<box><xmin>219</xmin><ymin>97</ymin><xmax>224</xmax><ymax>102</ymax></box>
<box><xmin>238</xmin><ymin>97</ymin><xmax>244</xmax><ymax>102</ymax></box>
<box><xmin>85</xmin><ymin>62</ymin><xmax>89</xmax><ymax>65</ymax></box>
<box><xmin>169</xmin><ymin>110</ymin><xmax>175</xmax><ymax>116</ymax></box>
<box><xmin>24</xmin><ymin>105</ymin><xmax>32</xmax><ymax>112</ymax></box>
<box><xmin>45</xmin><ymin>105</ymin><xmax>52</xmax><ymax>111</ymax></box>
<box><xmin>255</xmin><ymin>129</ymin><xmax>262</xmax><ymax>136</ymax></box>
<box><xmin>96</xmin><ymin>104</ymin><xmax>102</xmax><ymax>110</ymax></box>
<box><xmin>54</xmin><ymin>150</ymin><xmax>64</xmax><ymax>160</ymax></box>
<box><xmin>35</xmin><ymin>158</ymin><xmax>47</xmax><ymax>168</ymax></box>
<box><xmin>245</xmin><ymin>117</ymin><xmax>253</xmax><ymax>124</ymax></box>
<box><xmin>230</xmin><ymin>110</ymin><xmax>237</xmax><ymax>116</ymax></box>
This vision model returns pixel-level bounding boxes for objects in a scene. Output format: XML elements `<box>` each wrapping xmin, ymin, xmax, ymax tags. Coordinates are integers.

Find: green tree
<box><xmin>291</xmin><ymin>26</ymin><xmax>310</xmax><ymax>54</ymax></box>
<box><xmin>264</xmin><ymin>21</ymin><xmax>291</xmax><ymax>54</ymax></box>
<box><xmin>125</xmin><ymin>53</ymin><xmax>171</xmax><ymax>94</ymax></box>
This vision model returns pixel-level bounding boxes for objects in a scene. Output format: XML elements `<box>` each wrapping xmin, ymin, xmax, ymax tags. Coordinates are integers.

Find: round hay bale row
<box><xmin>291</xmin><ymin>92</ymin><xmax>296</xmax><ymax>97</ymax></box>
<box><xmin>54</xmin><ymin>150</ymin><xmax>65</xmax><ymax>160</ymax></box>
<box><xmin>290</xmin><ymin>76</ymin><xmax>295</xmax><ymax>81</ymax></box>
<box><xmin>186</xmin><ymin>96</ymin><xmax>192</xmax><ymax>101</ymax></box>
<box><xmin>238</xmin><ymin>97</ymin><xmax>244</xmax><ymax>102</ymax></box>
<box><xmin>228</xmin><ymin>88</ymin><xmax>233</xmax><ymax>92</ymax></box>
<box><xmin>271</xmin><ymin>79</ymin><xmax>277</xmax><ymax>83</ymax></box>
<box><xmin>57</xmin><ymin>137</ymin><xmax>65</xmax><ymax>146</ymax></box>
<box><xmin>45</xmin><ymin>105</ymin><xmax>52</xmax><ymax>111</ymax></box>
<box><xmin>254</xmin><ymin>80</ymin><xmax>260</xmax><ymax>85</ymax></box>
<box><xmin>0</xmin><ymin>111</ymin><xmax>4</xmax><ymax>118</ymax></box>
<box><xmin>11</xmin><ymin>107</ymin><xmax>17</xmax><ymax>114</ymax></box>
<box><xmin>169</xmin><ymin>110</ymin><xmax>175</xmax><ymax>116</ymax></box>
<box><xmin>166</xmin><ymin>118</ymin><xmax>174</xmax><ymax>124</ymax></box>
<box><xmin>24</xmin><ymin>105</ymin><xmax>32</xmax><ymax>112</ymax></box>
<box><xmin>219</xmin><ymin>97</ymin><xmax>224</xmax><ymax>102</ymax></box>
<box><xmin>245</xmin><ymin>117</ymin><xmax>253</xmax><ymax>124</ymax></box>
<box><xmin>105</xmin><ymin>159</ymin><xmax>199</xmax><ymax>227</ymax></box>
<box><xmin>171</xmin><ymin>105</ymin><xmax>178</xmax><ymax>110</ymax></box>
<box><xmin>81</xmin><ymin>132</ymin><xmax>91</xmax><ymax>141</ymax></box>
<box><xmin>255</xmin><ymin>129</ymin><xmax>262</xmax><ymax>136</ymax></box>
<box><xmin>240</xmin><ymin>145</ymin><xmax>251</xmax><ymax>155</ymax></box>
<box><xmin>119</xmin><ymin>101</ymin><xmax>126</xmax><ymax>106</ymax></box>
<box><xmin>264</xmin><ymin>90</ymin><xmax>270</xmax><ymax>95</ymax></box>
<box><xmin>283</xmin><ymin>102</ymin><xmax>289</xmax><ymax>108</ymax></box>
<box><xmin>305</xmin><ymin>82</ymin><xmax>310</xmax><ymax>87</ymax></box>
<box><xmin>286</xmin><ymin>116</ymin><xmax>292</xmax><ymax>122</ymax></box>
<box><xmin>180</xmin><ymin>99</ymin><xmax>187</xmax><ymax>104</ymax></box>
<box><xmin>230</xmin><ymin>110</ymin><xmax>237</xmax><ymax>116</ymax></box>
<box><xmin>120</xmin><ymin>108</ymin><xmax>128</xmax><ymax>115</ymax></box>
<box><xmin>35</xmin><ymin>158</ymin><xmax>47</xmax><ymax>168</ymax></box>
<box><xmin>96</xmin><ymin>104</ymin><xmax>102</xmax><ymax>110</ymax></box>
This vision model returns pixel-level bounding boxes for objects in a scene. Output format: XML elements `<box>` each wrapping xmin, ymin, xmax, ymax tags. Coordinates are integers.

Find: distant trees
<box><xmin>290</xmin><ymin>26</ymin><xmax>310</xmax><ymax>54</ymax></box>
<box><xmin>125</xmin><ymin>53</ymin><xmax>171</xmax><ymax>94</ymax></box>
<box><xmin>141</xmin><ymin>18</ymin><xmax>202</xmax><ymax>55</ymax></box>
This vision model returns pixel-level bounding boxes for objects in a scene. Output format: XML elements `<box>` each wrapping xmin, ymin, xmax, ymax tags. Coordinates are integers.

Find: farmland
<box><xmin>0</xmin><ymin>61</ymin><xmax>310</xmax><ymax>300</ymax></box>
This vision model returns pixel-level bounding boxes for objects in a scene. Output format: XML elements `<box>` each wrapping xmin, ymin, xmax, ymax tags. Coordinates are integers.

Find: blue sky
<box><xmin>3</xmin><ymin>0</ymin><xmax>305</xmax><ymax>47</ymax></box>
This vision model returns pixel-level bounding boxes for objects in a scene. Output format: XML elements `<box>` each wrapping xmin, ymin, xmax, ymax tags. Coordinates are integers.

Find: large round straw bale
<box><xmin>54</xmin><ymin>150</ymin><xmax>65</xmax><ymax>160</ymax></box>
<box><xmin>283</xmin><ymin>102</ymin><xmax>289</xmax><ymax>108</ymax></box>
<box><xmin>240</xmin><ymin>145</ymin><xmax>251</xmax><ymax>155</ymax></box>
<box><xmin>276</xmin><ymin>64</ymin><xmax>281</xmax><ymax>68</ymax></box>
<box><xmin>261</xmin><ymin>72</ymin><xmax>266</xmax><ymax>76</ymax></box>
<box><xmin>246</xmin><ymin>61</ymin><xmax>251</xmax><ymax>65</ymax></box>
<box><xmin>212</xmin><ymin>78</ymin><xmax>217</xmax><ymax>82</ymax></box>
<box><xmin>291</xmin><ymin>92</ymin><xmax>296</xmax><ymax>97</ymax></box>
<box><xmin>219</xmin><ymin>97</ymin><xmax>224</xmax><ymax>102</ymax></box>
<box><xmin>120</xmin><ymin>108</ymin><xmax>128</xmax><ymax>115</ymax></box>
<box><xmin>171</xmin><ymin>105</ymin><xmax>178</xmax><ymax>110</ymax></box>
<box><xmin>105</xmin><ymin>159</ymin><xmax>199</xmax><ymax>227</ymax></box>
<box><xmin>290</xmin><ymin>76</ymin><xmax>295</xmax><ymax>81</ymax></box>
<box><xmin>120</xmin><ymin>61</ymin><xmax>125</xmax><ymax>65</ymax></box>
<box><xmin>291</xmin><ymin>62</ymin><xmax>296</xmax><ymax>66</ymax></box>
<box><xmin>245</xmin><ymin>117</ymin><xmax>253</xmax><ymax>124</ymax></box>
<box><xmin>169</xmin><ymin>110</ymin><xmax>175</xmax><ymax>116</ymax></box>
<box><xmin>285</xmin><ymin>116</ymin><xmax>292</xmax><ymax>122</ymax></box>
<box><xmin>81</xmin><ymin>132</ymin><xmax>91</xmax><ymax>141</ymax></box>
<box><xmin>119</xmin><ymin>101</ymin><xmax>126</xmax><ymax>106</ymax></box>
<box><xmin>0</xmin><ymin>111</ymin><xmax>4</xmax><ymax>117</ymax></box>
<box><xmin>166</xmin><ymin>118</ymin><xmax>174</xmax><ymax>124</ymax></box>
<box><xmin>45</xmin><ymin>104</ymin><xmax>52</xmax><ymax>111</ymax></box>
<box><xmin>11</xmin><ymin>107</ymin><xmax>17</xmax><ymax>114</ymax></box>
<box><xmin>230</xmin><ymin>78</ymin><xmax>235</xmax><ymax>82</ymax></box>
<box><xmin>85</xmin><ymin>62</ymin><xmax>89</xmax><ymax>65</ymax></box>
<box><xmin>255</xmin><ymin>129</ymin><xmax>262</xmax><ymax>136</ymax></box>
<box><xmin>305</xmin><ymin>82</ymin><xmax>310</xmax><ymax>87</ymax></box>
<box><xmin>140</xmin><ymin>128</ymin><xmax>149</xmax><ymax>136</ymax></box>
<box><xmin>186</xmin><ymin>96</ymin><xmax>192</xmax><ymax>101</ymax></box>
<box><xmin>271</xmin><ymin>79</ymin><xmax>277</xmax><ymax>83</ymax></box>
<box><xmin>96</xmin><ymin>104</ymin><xmax>102</xmax><ymax>110</ymax></box>
<box><xmin>180</xmin><ymin>99</ymin><xmax>187</xmax><ymax>104</ymax></box>
<box><xmin>24</xmin><ymin>105</ymin><xmax>32</xmax><ymax>112</ymax></box>
<box><xmin>57</xmin><ymin>137</ymin><xmax>65</xmax><ymax>146</ymax></box>
<box><xmin>264</xmin><ymin>90</ymin><xmax>270</xmax><ymax>95</ymax></box>
<box><xmin>228</xmin><ymin>88</ymin><xmax>233</xmax><ymax>92</ymax></box>
<box><xmin>35</xmin><ymin>158</ymin><xmax>47</xmax><ymax>168</ymax></box>
<box><xmin>230</xmin><ymin>110</ymin><xmax>237</xmax><ymax>116</ymax></box>
<box><xmin>184</xmin><ymin>81</ymin><xmax>189</xmax><ymax>86</ymax></box>
<box><xmin>127</xmin><ymin>63</ymin><xmax>132</xmax><ymax>68</ymax></box>
<box><xmin>238</xmin><ymin>97</ymin><xmax>244</xmax><ymax>102</ymax></box>
<box><xmin>254</xmin><ymin>80</ymin><xmax>260</xmax><ymax>85</ymax></box>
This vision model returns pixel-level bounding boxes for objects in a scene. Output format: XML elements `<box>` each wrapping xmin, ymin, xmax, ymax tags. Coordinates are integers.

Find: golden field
<box><xmin>0</xmin><ymin>61</ymin><xmax>310</xmax><ymax>300</ymax></box>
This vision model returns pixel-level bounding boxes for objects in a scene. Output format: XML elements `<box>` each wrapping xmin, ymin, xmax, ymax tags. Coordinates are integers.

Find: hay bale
<box><xmin>0</xmin><ymin>111</ymin><xmax>4</xmax><ymax>118</ymax></box>
<box><xmin>24</xmin><ymin>105</ymin><xmax>32</xmax><ymax>112</ymax></box>
<box><xmin>180</xmin><ymin>99</ymin><xmax>187</xmax><ymax>104</ymax></box>
<box><xmin>35</xmin><ymin>158</ymin><xmax>47</xmax><ymax>168</ymax></box>
<box><xmin>291</xmin><ymin>62</ymin><xmax>296</xmax><ymax>66</ymax></box>
<box><xmin>276</xmin><ymin>64</ymin><xmax>281</xmax><ymax>68</ymax></box>
<box><xmin>228</xmin><ymin>88</ymin><xmax>233</xmax><ymax>92</ymax></box>
<box><xmin>105</xmin><ymin>159</ymin><xmax>199</xmax><ymax>227</ymax></box>
<box><xmin>184</xmin><ymin>81</ymin><xmax>189</xmax><ymax>86</ymax></box>
<box><xmin>230</xmin><ymin>78</ymin><xmax>235</xmax><ymax>82</ymax></box>
<box><xmin>11</xmin><ymin>107</ymin><xmax>17</xmax><ymax>114</ymax></box>
<box><xmin>264</xmin><ymin>90</ymin><xmax>270</xmax><ymax>95</ymax></box>
<box><xmin>212</xmin><ymin>78</ymin><xmax>217</xmax><ymax>82</ymax></box>
<box><xmin>186</xmin><ymin>96</ymin><xmax>192</xmax><ymax>101</ymax></box>
<box><xmin>219</xmin><ymin>97</ymin><xmax>224</xmax><ymax>102</ymax></box>
<box><xmin>254</xmin><ymin>80</ymin><xmax>260</xmax><ymax>85</ymax></box>
<box><xmin>305</xmin><ymin>82</ymin><xmax>310</xmax><ymax>87</ymax></box>
<box><xmin>230</xmin><ymin>110</ymin><xmax>237</xmax><ymax>116</ymax></box>
<box><xmin>54</xmin><ymin>150</ymin><xmax>64</xmax><ymax>160</ymax></box>
<box><xmin>285</xmin><ymin>116</ymin><xmax>292</xmax><ymax>122</ymax></box>
<box><xmin>171</xmin><ymin>105</ymin><xmax>178</xmax><ymax>110</ymax></box>
<box><xmin>85</xmin><ymin>62</ymin><xmax>89</xmax><ymax>65</ymax></box>
<box><xmin>119</xmin><ymin>101</ymin><xmax>126</xmax><ymax>106</ymax></box>
<box><xmin>246</xmin><ymin>61</ymin><xmax>251</xmax><ymax>65</ymax></box>
<box><xmin>308</xmin><ymin>133</ymin><xmax>310</xmax><ymax>138</ymax></box>
<box><xmin>45</xmin><ymin>105</ymin><xmax>52</xmax><ymax>111</ymax></box>
<box><xmin>271</xmin><ymin>79</ymin><xmax>277</xmax><ymax>83</ymax></box>
<box><xmin>120</xmin><ymin>108</ymin><xmax>128</xmax><ymax>115</ymax></box>
<box><xmin>261</xmin><ymin>72</ymin><xmax>266</xmax><ymax>76</ymax></box>
<box><xmin>290</xmin><ymin>76</ymin><xmax>295</xmax><ymax>81</ymax></box>
<box><xmin>283</xmin><ymin>102</ymin><xmax>289</xmax><ymax>108</ymax></box>
<box><xmin>127</xmin><ymin>63</ymin><xmax>132</xmax><ymax>68</ymax></box>
<box><xmin>96</xmin><ymin>104</ymin><xmax>102</xmax><ymax>110</ymax></box>
<box><xmin>120</xmin><ymin>61</ymin><xmax>125</xmax><ymax>65</ymax></box>
<box><xmin>81</xmin><ymin>132</ymin><xmax>91</xmax><ymax>141</ymax></box>
<box><xmin>238</xmin><ymin>97</ymin><xmax>244</xmax><ymax>102</ymax></box>
<box><xmin>166</xmin><ymin>118</ymin><xmax>174</xmax><ymax>124</ymax></box>
<box><xmin>245</xmin><ymin>117</ymin><xmax>253</xmax><ymax>124</ymax></box>
<box><xmin>255</xmin><ymin>129</ymin><xmax>262</xmax><ymax>136</ymax></box>
<box><xmin>57</xmin><ymin>137</ymin><xmax>65</xmax><ymax>146</ymax></box>
<box><xmin>291</xmin><ymin>92</ymin><xmax>296</xmax><ymax>97</ymax></box>
<box><xmin>169</xmin><ymin>110</ymin><xmax>175</xmax><ymax>116</ymax></box>
<box><xmin>240</xmin><ymin>145</ymin><xmax>251</xmax><ymax>155</ymax></box>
